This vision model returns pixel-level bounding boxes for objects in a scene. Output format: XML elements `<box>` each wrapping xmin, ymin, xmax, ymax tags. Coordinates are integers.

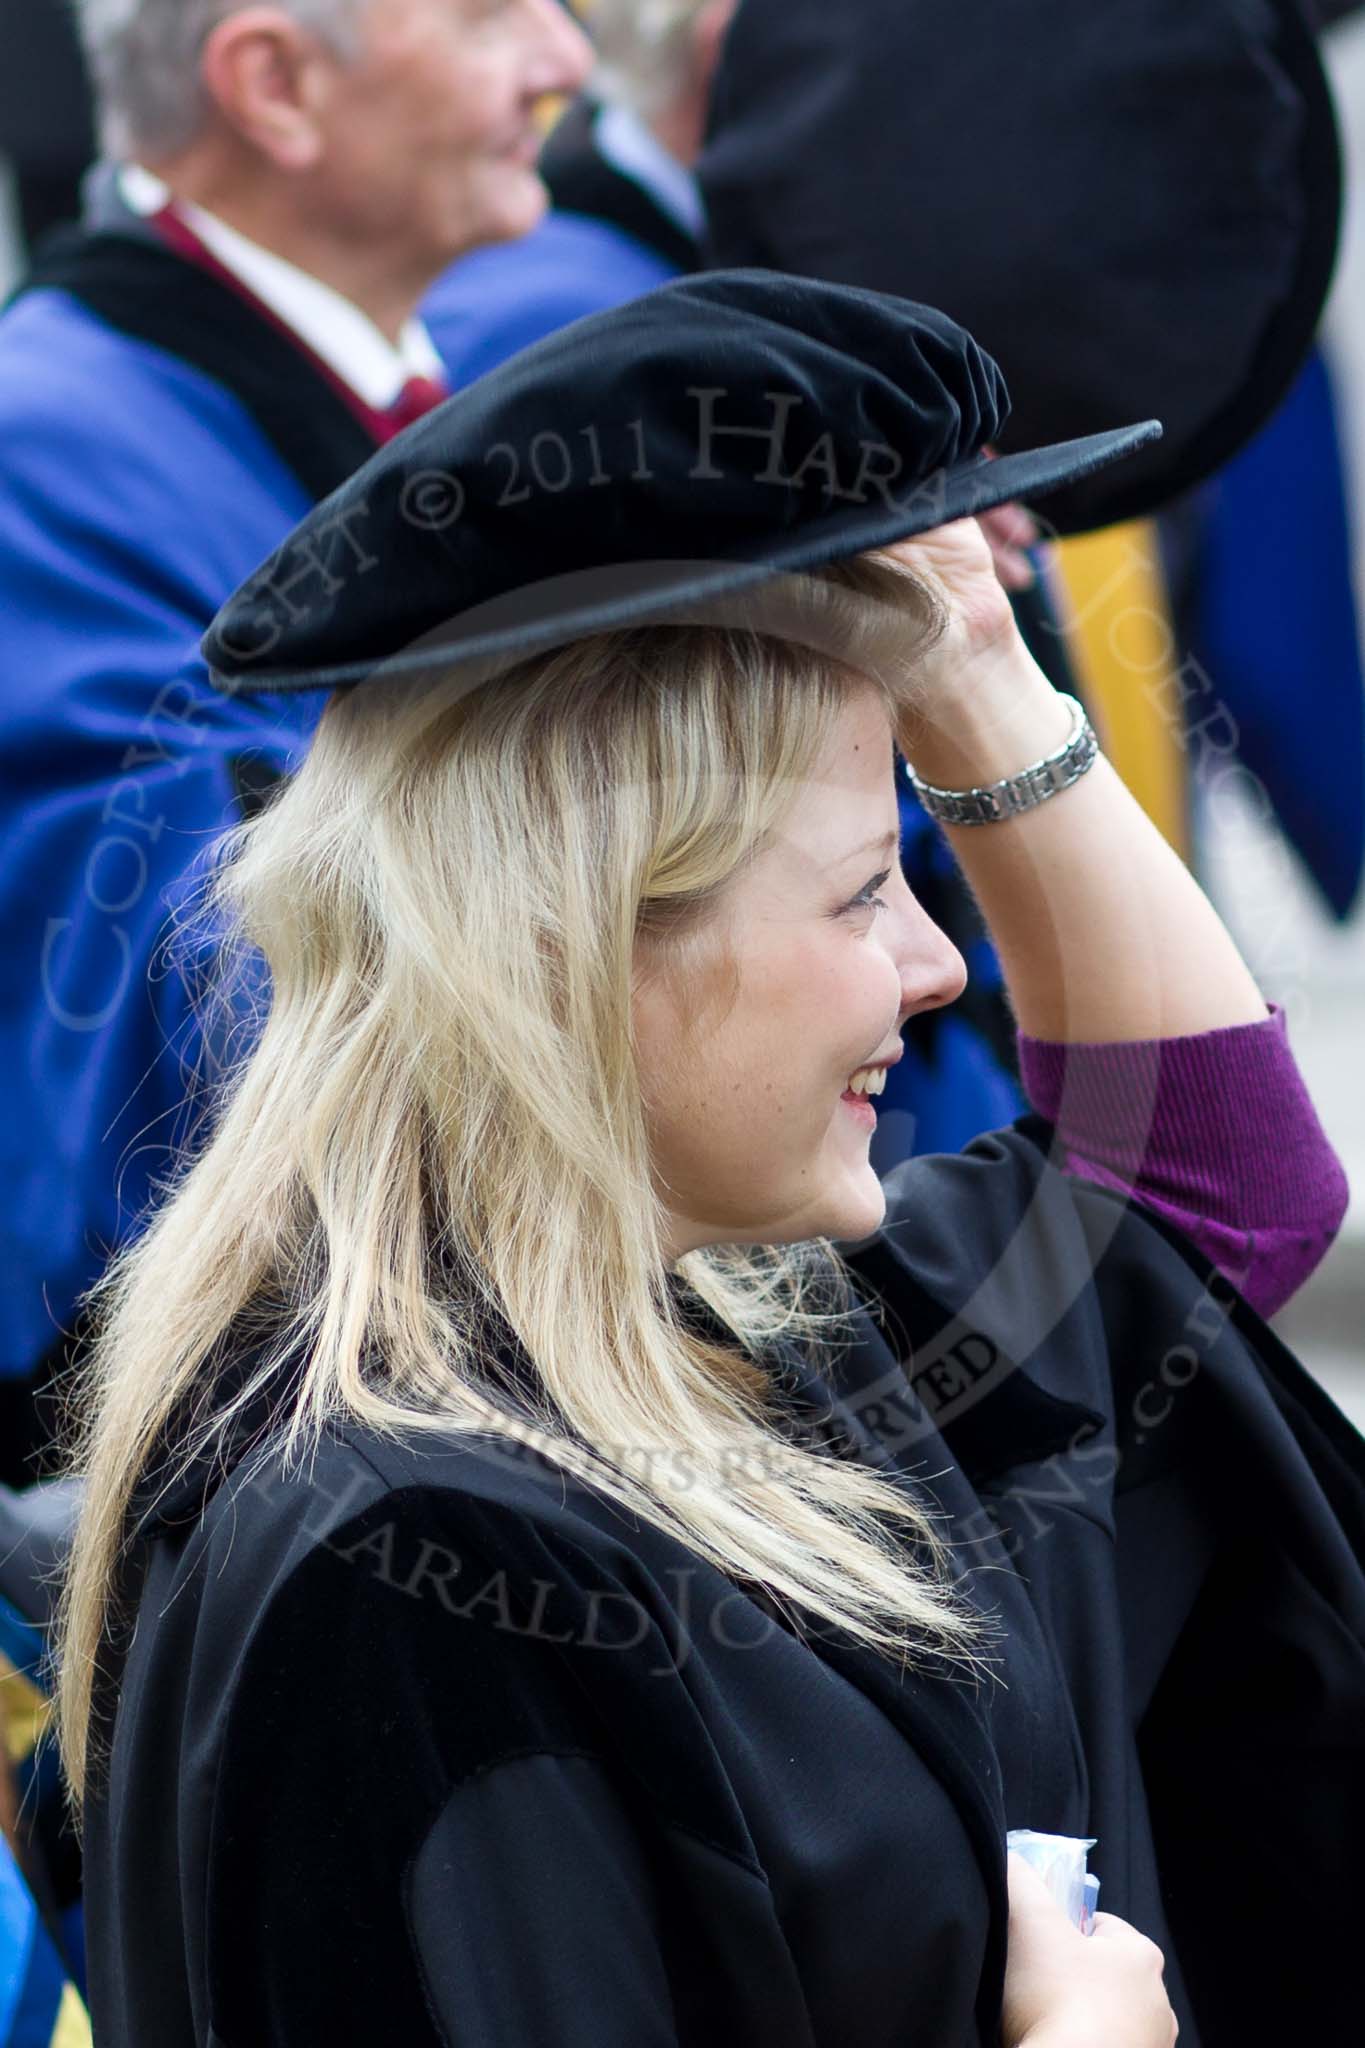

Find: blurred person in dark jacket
<box><xmin>0</xmin><ymin>0</ymin><xmax>95</xmax><ymax>249</ymax></box>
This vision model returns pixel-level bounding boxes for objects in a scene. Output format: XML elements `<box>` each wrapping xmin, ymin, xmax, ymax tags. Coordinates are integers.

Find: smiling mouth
<box><xmin>845</xmin><ymin>1064</ymin><xmax>890</xmax><ymax>1097</ymax></box>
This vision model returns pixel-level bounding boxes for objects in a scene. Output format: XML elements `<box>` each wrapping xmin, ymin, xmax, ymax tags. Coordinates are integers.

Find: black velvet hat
<box><xmin>204</xmin><ymin>270</ymin><xmax>1160</xmax><ymax>695</ymax></box>
<box><xmin>699</xmin><ymin>0</ymin><xmax>1340</xmax><ymax>534</ymax></box>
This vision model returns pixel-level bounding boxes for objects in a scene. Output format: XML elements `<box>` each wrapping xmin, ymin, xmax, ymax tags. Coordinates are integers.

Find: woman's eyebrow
<box><xmin>843</xmin><ymin>828</ymin><xmax>901</xmax><ymax>863</ymax></box>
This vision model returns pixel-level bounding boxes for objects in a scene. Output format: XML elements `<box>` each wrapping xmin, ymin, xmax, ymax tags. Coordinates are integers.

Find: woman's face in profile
<box><xmin>634</xmin><ymin>683</ymin><xmax>968</xmax><ymax>1263</ymax></box>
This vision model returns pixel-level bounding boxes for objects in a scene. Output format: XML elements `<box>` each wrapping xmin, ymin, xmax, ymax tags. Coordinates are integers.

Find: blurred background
<box><xmin>1201</xmin><ymin>12</ymin><xmax>1365</xmax><ymax>1426</ymax></box>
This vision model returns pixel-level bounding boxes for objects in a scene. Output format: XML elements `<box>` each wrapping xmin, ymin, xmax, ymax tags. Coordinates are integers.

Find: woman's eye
<box><xmin>847</xmin><ymin>869</ymin><xmax>893</xmax><ymax>914</ymax></box>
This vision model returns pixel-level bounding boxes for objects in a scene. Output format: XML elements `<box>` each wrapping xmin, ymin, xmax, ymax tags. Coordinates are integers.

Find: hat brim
<box><xmin>209</xmin><ymin>418</ymin><xmax>1160</xmax><ymax>696</ymax></box>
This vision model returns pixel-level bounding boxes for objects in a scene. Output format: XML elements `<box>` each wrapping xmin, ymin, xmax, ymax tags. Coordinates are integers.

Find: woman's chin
<box><xmin>820</xmin><ymin>1164</ymin><xmax>887</xmax><ymax>1247</ymax></box>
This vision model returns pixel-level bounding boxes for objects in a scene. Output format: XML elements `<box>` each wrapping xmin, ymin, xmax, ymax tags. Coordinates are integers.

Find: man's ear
<box><xmin>199</xmin><ymin>5</ymin><xmax>350</xmax><ymax>172</ymax></box>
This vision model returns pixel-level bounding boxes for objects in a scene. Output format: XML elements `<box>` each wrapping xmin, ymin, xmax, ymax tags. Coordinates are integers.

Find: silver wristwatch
<box><xmin>903</xmin><ymin>692</ymin><xmax>1099</xmax><ymax>826</ymax></box>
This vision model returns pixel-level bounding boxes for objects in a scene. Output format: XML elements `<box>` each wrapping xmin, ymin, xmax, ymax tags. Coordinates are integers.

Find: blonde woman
<box><xmin>54</xmin><ymin>275</ymin><xmax>1359</xmax><ymax>2046</ymax></box>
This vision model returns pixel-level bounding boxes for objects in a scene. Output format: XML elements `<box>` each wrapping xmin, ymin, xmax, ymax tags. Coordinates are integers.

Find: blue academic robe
<box><xmin>424</xmin><ymin>210</ymin><xmax>678</xmax><ymax>389</ymax></box>
<box><xmin>1183</xmin><ymin>346</ymin><xmax>1365</xmax><ymax>920</ymax></box>
<box><xmin>0</xmin><ymin>283</ymin><xmax>331</xmax><ymax>1381</ymax></box>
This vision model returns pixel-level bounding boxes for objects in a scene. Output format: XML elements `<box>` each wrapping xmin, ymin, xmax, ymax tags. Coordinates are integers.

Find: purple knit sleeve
<box><xmin>1016</xmin><ymin>1003</ymin><xmax>1351</xmax><ymax>1320</ymax></box>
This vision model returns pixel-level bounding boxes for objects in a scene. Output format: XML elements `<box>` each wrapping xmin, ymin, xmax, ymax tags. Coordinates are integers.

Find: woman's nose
<box><xmin>898</xmin><ymin>913</ymin><xmax>969</xmax><ymax>1018</ymax></box>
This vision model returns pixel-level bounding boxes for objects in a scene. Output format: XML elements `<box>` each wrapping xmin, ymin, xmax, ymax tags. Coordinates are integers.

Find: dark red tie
<box><xmin>384</xmin><ymin>374</ymin><xmax>451</xmax><ymax>437</ymax></box>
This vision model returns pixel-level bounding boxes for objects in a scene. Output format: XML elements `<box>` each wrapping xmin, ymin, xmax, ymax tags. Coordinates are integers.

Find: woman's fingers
<box><xmin>1003</xmin><ymin>1854</ymin><xmax>1179</xmax><ymax>2048</ymax></box>
<box><xmin>978</xmin><ymin>502</ymin><xmax>1040</xmax><ymax>590</ymax></box>
<box><xmin>983</xmin><ymin>501</ymin><xmax>1040</xmax><ymax>548</ymax></box>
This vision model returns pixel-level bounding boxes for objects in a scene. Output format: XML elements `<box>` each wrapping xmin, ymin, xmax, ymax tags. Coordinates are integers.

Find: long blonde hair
<box><xmin>55</xmin><ymin>551</ymin><xmax>991</xmax><ymax>1806</ymax></box>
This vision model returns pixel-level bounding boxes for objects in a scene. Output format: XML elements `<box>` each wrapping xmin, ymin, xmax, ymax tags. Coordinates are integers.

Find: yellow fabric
<box><xmin>49</xmin><ymin>1983</ymin><xmax>93</xmax><ymax>2048</ymax></box>
<box><xmin>1049</xmin><ymin>522</ymin><xmax>1191</xmax><ymax>862</ymax></box>
<box><xmin>0</xmin><ymin>1658</ymin><xmax>49</xmax><ymax>1765</ymax></box>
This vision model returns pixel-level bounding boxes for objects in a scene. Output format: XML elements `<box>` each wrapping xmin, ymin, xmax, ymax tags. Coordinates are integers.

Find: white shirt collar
<box><xmin>118</xmin><ymin>163</ymin><xmax>445</xmax><ymax>411</ymax></box>
<box><xmin>593</xmin><ymin>103</ymin><xmax>706</xmax><ymax>244</ymax></box>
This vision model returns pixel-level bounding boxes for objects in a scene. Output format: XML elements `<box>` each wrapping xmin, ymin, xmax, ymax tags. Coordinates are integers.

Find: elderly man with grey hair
<box><xmin>425</xmin><ymin>0</ymin><xmax>734</xmax><ymax>380</ymax></box>
<box><xmin>0</xmin><ymin>0</ymin><xmax>591</xmax><ymax>1476</ymax></box>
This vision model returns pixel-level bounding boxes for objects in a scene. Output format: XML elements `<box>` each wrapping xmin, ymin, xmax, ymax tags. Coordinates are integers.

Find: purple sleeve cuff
<box><xmin>1017</xmin><ymin>1003</ymin><xmax>1351</xmax><ymax>1320</ymax></box>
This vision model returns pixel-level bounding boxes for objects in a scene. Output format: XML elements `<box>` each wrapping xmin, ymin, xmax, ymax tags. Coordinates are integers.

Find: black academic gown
<box><xmin>81</xmin><ymin>1118</ymin><xmax>1364</xmax><ymax>2046</ymax></box>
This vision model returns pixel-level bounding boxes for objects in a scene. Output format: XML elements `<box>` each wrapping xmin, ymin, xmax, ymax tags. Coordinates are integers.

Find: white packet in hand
<box><xmin>1006</xmin><ymin>1828</ymin><xmax>1100</xmax><ymax>1935</ymax></box>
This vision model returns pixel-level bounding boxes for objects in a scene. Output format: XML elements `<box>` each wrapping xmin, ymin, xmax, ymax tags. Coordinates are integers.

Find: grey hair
<box><xmin>73</xmin><ymin>0</ymin><xmax>368</xmax><ymax>158</ymax></box>
<box><xmin>590</xmin><ymin>0</ymin><xmax>717</xmax><ymax>120</ymax></box>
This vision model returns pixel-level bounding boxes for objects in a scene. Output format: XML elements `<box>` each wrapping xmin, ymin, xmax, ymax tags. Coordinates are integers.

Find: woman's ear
<box><xmin>199</xmin><ymin>5</ymin><xmax>346</xmax><ymax>172</ymax></box>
